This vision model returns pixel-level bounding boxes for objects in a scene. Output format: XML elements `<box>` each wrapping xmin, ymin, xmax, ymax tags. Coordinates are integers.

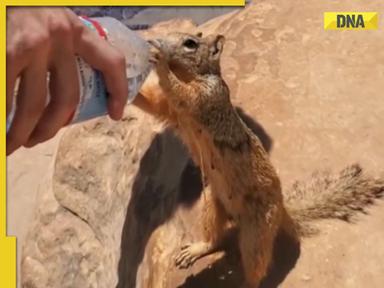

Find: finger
<box><xmin>6</xmin><ymin>32</ymin><xmax>30</xmax><ymax>117</ymax></box>
<box><xmin>25</xmin><ymin>46</ymin><xmax>79</xmax><ymax>147</ymax></box>
<box><xmin>6</xmin><ymin>9</ymin><xmax>50</xmax><ymax>117</ymax></box>
<box><xmin>74</xmin><ymin>23</ymin><xmax>128</xmax><ymax>120</ymax></box>
<box><xmin>6</xmin><ymin>60</ymin><xmax>48</xmax><ymax>155</ymax></box>
<box><xmin>6</xmin><ymin>58</ymin><xmax>20</xmax><ymax>118</ymax></box>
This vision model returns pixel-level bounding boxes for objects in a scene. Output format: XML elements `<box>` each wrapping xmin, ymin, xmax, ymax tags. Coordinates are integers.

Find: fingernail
<box><xmin>109</xmin><ymin>100</ymin><xmax>124</xmax><ymax>120</ymax></box>
<box><xmin>65</xmin><ymin>111</ymin><xmax>76</xmax><ymax>126</ymax></box>
<box><xmin>24</xmin><ymin>135</ymin><xmax>40</xmax><ymax>148</ymax></box>
<box><xmin>6</xmin><ymin>141</ymin><xmax>17</xmax><ymax>156</ymax></box>
<box><xmin>23</xmin><ymin>140</ymin><xmax>37</xmax><ymax>148</ymax></box>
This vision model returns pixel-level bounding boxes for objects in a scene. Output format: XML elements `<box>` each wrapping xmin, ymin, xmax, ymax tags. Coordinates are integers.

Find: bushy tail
<box><xmin>286</xmin><ymin>164</ymin><xmax>384</xmax><ymax>236</ymax></box>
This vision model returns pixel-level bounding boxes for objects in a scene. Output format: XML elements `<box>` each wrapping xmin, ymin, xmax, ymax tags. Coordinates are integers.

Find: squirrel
<box><xmin>132</xmin><ymin>32</ymin><xmax>384</xmax><ymax>288</ymax></box>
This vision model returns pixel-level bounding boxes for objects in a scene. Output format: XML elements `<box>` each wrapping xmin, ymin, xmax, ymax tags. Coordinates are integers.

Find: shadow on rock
<box><xmin>260</xmin><ymin>228</ymin><xmax>301</xmax><ymax>288</ymax></box>
<box><xmin>117</xmin><ymin>109</ymin><xmax>279</xmax><ymax>288</ymax></box>
<box><xmin>116</xmin><ymin>128</ymin><xmax>199</xmax><ymax>288</ymax></box>
<box><xmin>178</xmin><ymin>226</ymin><xmax>300</xmax><ymax>288</ymax></box>
<box><xmin>178</xmin><ymin>249</ymin><xmax>244</xmax><ymax>288</ymax></box>
<box><xmin>235</xmin><ymin>107</ymin><xmax>273</xmax><ymax>153</ymax></box>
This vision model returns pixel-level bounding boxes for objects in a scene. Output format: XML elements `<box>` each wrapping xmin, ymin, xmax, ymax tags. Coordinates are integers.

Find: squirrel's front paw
<box><xmin>148</xmin><ymin>40</ymin><xmax>166</xmax><ymax>63</ymax></box>
<box><xmin>148</xmin><ymin>40</ymin><xmax>161</xmax><ymax>64</ymax></box>
<box><xmin>148</xmin><ymin>39</ymin><xmax>169</xmax><ymax>73</ymax></box>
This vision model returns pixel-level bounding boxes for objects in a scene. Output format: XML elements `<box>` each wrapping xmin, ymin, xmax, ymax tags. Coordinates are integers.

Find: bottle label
<box><xmin>71</xmin><ymin>16</ymin><xmax>109</xmax><ymax>123</ymax></box>
<box><xmin>72</xmin><ymin>57</ymin><xmax>108</xmax><ymax>123</ymax></box>
<box><xmin>79</xmin><ymin>16</ymin><xmax>108</xmax><ymax>40</ymax></box>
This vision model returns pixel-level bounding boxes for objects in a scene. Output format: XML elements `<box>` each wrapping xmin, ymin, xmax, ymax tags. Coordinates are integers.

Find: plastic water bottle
<box><xmin>6</xmin><ymin>16</ymin><xmax>151</xmax><ymax>132</ymax></box>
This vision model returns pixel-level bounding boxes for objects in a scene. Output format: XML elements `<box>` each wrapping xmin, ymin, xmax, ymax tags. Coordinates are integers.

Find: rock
<box><xmin>301</xmin><ymin>274</ymin><xmax>311</xmax><ymax>281</ymax></box>
<box><xmin>22</xmin><ymin>1</ymin><xmax>384</xmax><ymax>288</ymax></box>
<box><xmin>21</xmin><ymin>108</ymin><xmax>174</xmax><ymax>288</ymax></box>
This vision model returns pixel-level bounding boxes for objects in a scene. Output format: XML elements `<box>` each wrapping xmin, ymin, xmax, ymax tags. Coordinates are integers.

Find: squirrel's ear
<box><xmin>210</xmin><ymin>34</ymin><xmax>225</xmax><ymax>60</ymax></box>
<box><xmin>196</xmin><ymin>32</ymin><xmax>203</xmax><ymax>38</ymax></box>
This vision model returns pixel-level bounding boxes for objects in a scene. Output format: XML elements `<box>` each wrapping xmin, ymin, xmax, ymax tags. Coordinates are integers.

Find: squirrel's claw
<box><xmin>148</xmin><ymin>39</ymin><xmax>162</xmax><ymax>50</ymax></box>
<box><xmin>149</xmin><ymin>55</ymin><xmax>158</xmax><ymax>65</ymax></box>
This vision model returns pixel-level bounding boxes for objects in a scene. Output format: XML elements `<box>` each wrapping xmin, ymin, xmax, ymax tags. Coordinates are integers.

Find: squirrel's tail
<box><xmin>286</xmin><ymin>164</ymin><xmax>384</xmax><ymax>236</ymax></box>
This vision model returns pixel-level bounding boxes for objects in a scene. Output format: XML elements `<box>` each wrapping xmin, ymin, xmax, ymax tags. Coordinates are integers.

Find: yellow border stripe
<box><xmin>6</xmin><ymin>0</ymin><xmax>245</xmax><ymax>6</ymax></box>
<box><xmin>1</xmin><ymin>3</ymin><xmax>17</xmax><ymax>288</ymax></box>
<box><xmin>1</xmin><ymin>4</ymin><xmax>5</xmax><ymax>238</ymax></box>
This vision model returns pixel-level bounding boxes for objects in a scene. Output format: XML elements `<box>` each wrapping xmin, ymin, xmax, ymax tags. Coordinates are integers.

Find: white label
<box><xmin>71</xmin><ymin>57</ymin><xmax>109</xmax><ymax>123</ymax></box>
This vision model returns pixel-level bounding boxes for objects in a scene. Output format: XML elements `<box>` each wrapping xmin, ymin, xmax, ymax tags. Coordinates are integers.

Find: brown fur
<box><xmin>287</xmin><ymin>164</ymin><xmax>384</xmax><ymax>236</ymax></box>
<box><xmin>133</xmin><ymin>32</ymin><xmax>384</xmax><ymax>287</ymax></box>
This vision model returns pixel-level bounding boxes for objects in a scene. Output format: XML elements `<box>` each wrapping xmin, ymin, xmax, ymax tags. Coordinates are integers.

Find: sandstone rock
<box><xmin>22</xmin><ymin>1</ymin><xmax>384</xmax><ymax>288</ymax></box>
<box><xmin>21</xmin><ymin>109</ymin><xmax>171</xmax><ymax>288</ymax></box>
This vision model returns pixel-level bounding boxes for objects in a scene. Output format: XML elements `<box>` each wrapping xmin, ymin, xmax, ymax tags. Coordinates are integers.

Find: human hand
<box><xmin>6</xmin><ymin>7</ymin><xmax>128</xmax><ymax>155</ymax></box>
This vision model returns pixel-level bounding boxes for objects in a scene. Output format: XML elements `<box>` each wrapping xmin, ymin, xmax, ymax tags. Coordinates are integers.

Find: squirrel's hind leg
<box><xmin>238</xmin><ymin>210</ymin><xmax>280</xmax><ymax>288</ymax></box>
<box><xmin>175</xmin><ymin>189</ymin><xmax>233</xmax><ymax>269</ymax></box>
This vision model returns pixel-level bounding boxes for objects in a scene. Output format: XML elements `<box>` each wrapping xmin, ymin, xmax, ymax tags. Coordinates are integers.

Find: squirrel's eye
<box><xmin>183</xmin><ymin>39</ymin><xmax>199</xmax><ymax>50</ymax></box>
